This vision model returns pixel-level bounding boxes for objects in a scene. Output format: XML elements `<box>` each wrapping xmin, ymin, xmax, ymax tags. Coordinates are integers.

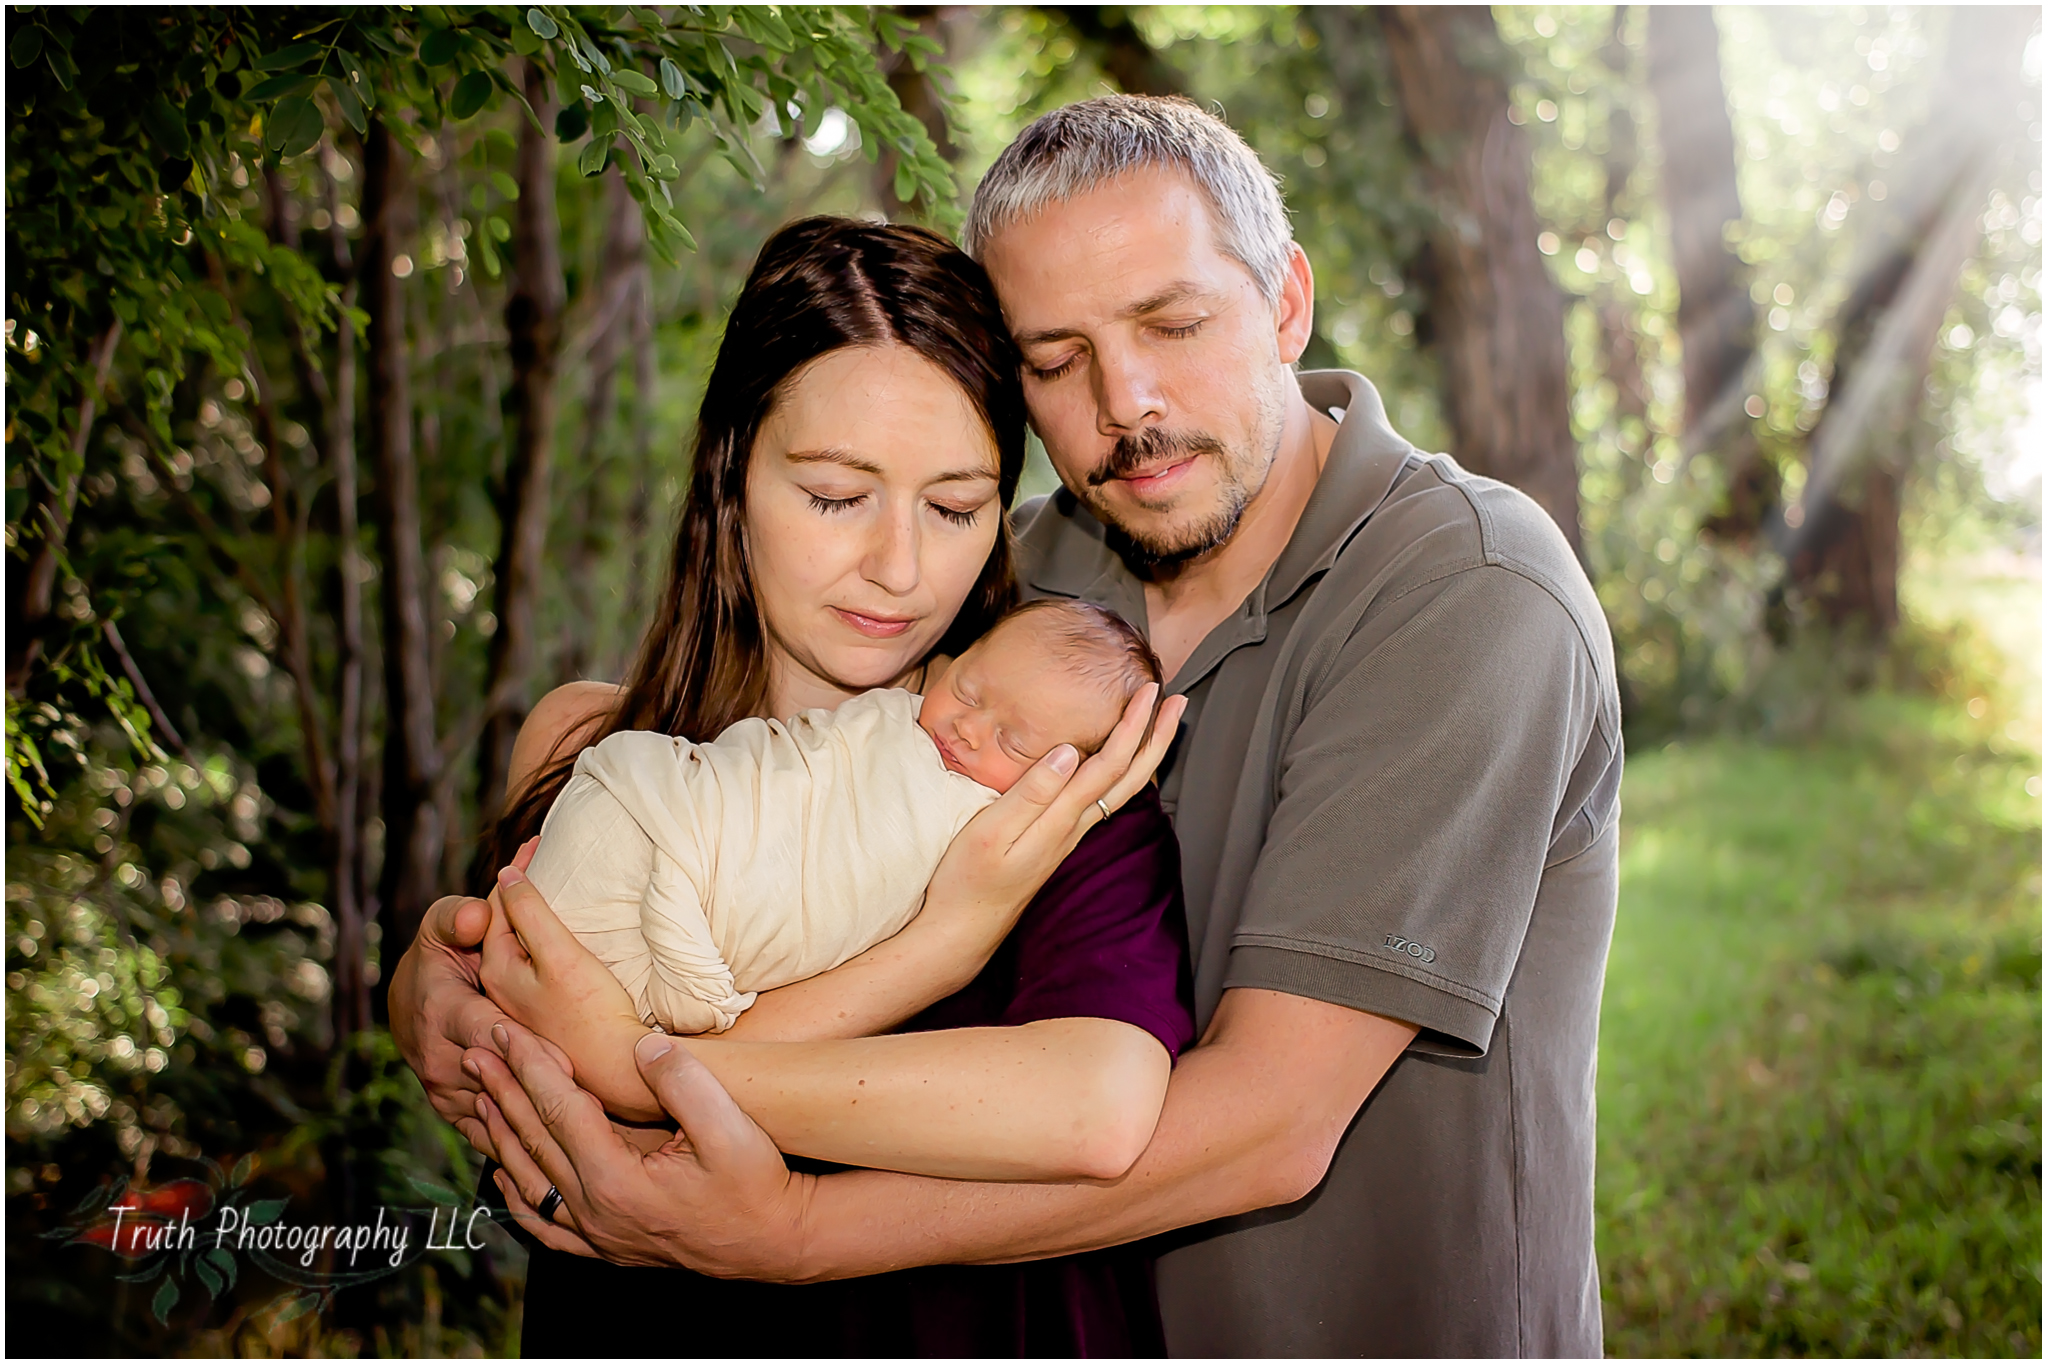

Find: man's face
<box><xmin>980</xmin><ymin>166</ymin><xmax>1303</xmax><ymax>570</ymax></box>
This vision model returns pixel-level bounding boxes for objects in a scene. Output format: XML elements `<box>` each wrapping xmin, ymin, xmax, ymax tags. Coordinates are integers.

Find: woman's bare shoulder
<box><xmin>509</xmin><ymin>681</ymin><xmax>622</xmax><ymax>797</ymax></box>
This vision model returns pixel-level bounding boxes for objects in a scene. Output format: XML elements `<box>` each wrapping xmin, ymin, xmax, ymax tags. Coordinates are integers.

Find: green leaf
<box><xmin>611</xmin><ymin>68</ymin><xmax>658</xmax><ymax>98</ymax></box>
<box><xmin>526</xmin><ymin>7</ymin><xmax>559</xmax><ymax>40</ymax></box>
<box><xmin>650</xmin><ymin>154</ymin><xmax>679</xmax><ymax>180</ymax></box>
<box><xmin>553</xmin><ymin>100</ymin><xmax>589</xmax><ymax>141</ymax></box>
<box><xmin>205</xmin><ymin>1247</ymin><xmax>238</xmax><ymax>1291</ymax></box>
<box><xmin>489</xmin><ymin>170</ymin><xmax>520</xmax><ymax>201</ymax></box>
<box><xmin>254</xmin><ymin>40</ymin><xmax>322</xmax><ymax>71</ymax></box>
<box><xmin>269</xmin><ymin>96</ymin><xmax>324</xmax><ymax>158</ymax></box>
<box><xmin>229</xmin><ymin>1153</ymin><xmax>256</xmax><ymax>1188</ymax></box>
<box><xmin>141</xmin><ymin>95</ymin><xmax>191</xmax><ymax>160</ymax></box>
<box><xmin>325</xmin><ymin>75</ymin><xmax>366</xmax><ymax>135</ymax></box>
<box><xmin>273</xmin><ymin>1291</ymin><xmax>321</xmax><ymax>1325</ymax></box>
<box><xmin>893</xmin><ymin>159</ymin><xmax>916</xmax><ymax>204</ymax></box>
<box><xmin>418</xmin><ymin>28</ymin><xmax>463</xmax><ymax>67</ymax></box>
<box><xmin>408</xmin><ymin>1175</ymin><xmax>462</xmax><ymax>1206</ymax></box>
<box><xmin>151</xmin><ymin>1276</ymin><xmax>180</xmax><ymax>1326</ymax></box>
<box><xmin>10</xmin><ymin>26</ymin><xmax>42</xmax><ymax>68</ymax></box>
<box><xmin>243</xmin><ymin>1197</ymin><xmax>288</xmax><ymax>1226</ymax></box>
<box><xmin>477</xmin><ymin>232</ymin><xmax>502</xmax><ymax>278</ymax></box>
<box><xmin>486</xmin><ymin>214</ymin><xmax>511</xmax><ymax>242</ymax></box>
<box><xmin>659</xmin><ymin>56</ymin><xmax>686</xmax><ymax>100</ymax></box>
<box><xmin>194</xmin><ymin>1255</ymin><xmax>223</xmax><ymax>1298</ymax></box>
<box><xmin>509</xmin><ymin>24</ymin><xmax>541</xmax><ymax>57</ymax></box>
<box><xmin>45</xmin><ymin>43</ymin><xmax>75</xmax><ymax>89</ymax></box>
<box><xmin>244</xmin><ymin>72</ymin><xmax>316</xmax><ymax>102</ymax></box>
<box><xmin>450</xmin><ymin>70</ymin><xmax>493</xmax><ymax>120</ymax></box>
<box><xmin>577</xmin><ymin>137</ymin><xmax>611</xmax><ymax>177</ymax></box>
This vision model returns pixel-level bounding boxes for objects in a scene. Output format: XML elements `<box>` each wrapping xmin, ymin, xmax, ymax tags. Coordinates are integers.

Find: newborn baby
<box><xmin>525</xmin><ymin>600</ymin><xmax>1162</xmax><ymax>1034</ymax></box>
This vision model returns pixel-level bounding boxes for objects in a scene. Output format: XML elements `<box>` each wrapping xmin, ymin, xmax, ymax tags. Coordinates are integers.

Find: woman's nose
<box><xmin>863</xmin><ymin>501</ymin><xmax>921</xmax><ymax>596</ymax></box>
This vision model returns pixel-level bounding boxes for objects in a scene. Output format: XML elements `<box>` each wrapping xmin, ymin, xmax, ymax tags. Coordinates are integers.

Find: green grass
<box><xmin>1598</xmin><ymin>567</ymin><xmax>2042</xmax><ymax>1357</ymax></box>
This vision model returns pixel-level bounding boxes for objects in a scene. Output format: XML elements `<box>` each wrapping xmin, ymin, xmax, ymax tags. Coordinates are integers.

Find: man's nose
<box><xmin>1092</xmin><ymin>341</ymin><xmax>1165</xmax><ymax>437</ymax></box>
<box><xmin>862</xmin><ymin>500</ymin><xmax>921</xmax><ymax>596</ymax></box>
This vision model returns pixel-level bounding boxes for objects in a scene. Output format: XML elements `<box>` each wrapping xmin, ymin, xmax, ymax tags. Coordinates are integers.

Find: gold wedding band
<box><xmin>1096</xmin><ymin>798</ymin><xmax>1113</xmax><ymax>821</ymax></box>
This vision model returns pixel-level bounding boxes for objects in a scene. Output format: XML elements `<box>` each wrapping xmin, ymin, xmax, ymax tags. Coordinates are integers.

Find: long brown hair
<box><xmin>477</xmin><ymin>217</ymin><xmax>1026</xmax><ymax>882</ymax></box>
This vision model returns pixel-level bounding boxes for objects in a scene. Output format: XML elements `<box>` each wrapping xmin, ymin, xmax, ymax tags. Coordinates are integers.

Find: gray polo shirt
<box><xmin>1013</xmin><ymin>370</ymin><xmax>1621</xmax><ymax>1357</ymax></box>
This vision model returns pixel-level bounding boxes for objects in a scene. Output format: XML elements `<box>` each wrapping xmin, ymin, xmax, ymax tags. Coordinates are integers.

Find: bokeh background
<box><xmin>6</xmin><ymin>6</ymin><xmax>2040</xmax><ymax>1355</ymax></box>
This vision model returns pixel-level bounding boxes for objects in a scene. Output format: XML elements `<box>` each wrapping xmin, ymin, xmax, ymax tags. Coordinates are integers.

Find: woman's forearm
<box><xmin>613</xmin><ymin>1017</ymin><xmax>1170</xmax><ymax>1181</ymax></box>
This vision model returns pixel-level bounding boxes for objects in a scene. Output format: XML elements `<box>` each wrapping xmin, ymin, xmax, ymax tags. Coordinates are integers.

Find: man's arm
<box><xmin>471</xmin><ymin>985</ymin><xmax>1416</xmax><ymax>1279</ymax></box>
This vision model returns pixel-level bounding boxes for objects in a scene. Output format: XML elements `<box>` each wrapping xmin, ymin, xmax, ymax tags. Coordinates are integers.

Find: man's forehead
<box><xmin>979</xmin><ymin>169</ymin><xmax>1251</xmax><ymax>323</ymax></box>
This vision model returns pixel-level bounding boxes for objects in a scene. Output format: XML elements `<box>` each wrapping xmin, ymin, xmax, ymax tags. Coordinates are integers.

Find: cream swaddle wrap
<box><xmin>524</xmin><ymin>688</ymin><xmax>998</xmax><ymax>1034</ymax></box>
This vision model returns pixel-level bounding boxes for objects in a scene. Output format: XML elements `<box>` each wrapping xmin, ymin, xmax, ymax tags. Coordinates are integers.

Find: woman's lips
<box><xmin>832</xmin><ymin>606</ymin><xmax>916</xmax><ymax>638</ymax></box>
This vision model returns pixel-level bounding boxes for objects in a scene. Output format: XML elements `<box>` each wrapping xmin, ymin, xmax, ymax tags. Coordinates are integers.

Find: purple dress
<box><xmin>518</xmin><ymin>786</ymin><xmax>1196</xmax><ymax>1358</ymax></box>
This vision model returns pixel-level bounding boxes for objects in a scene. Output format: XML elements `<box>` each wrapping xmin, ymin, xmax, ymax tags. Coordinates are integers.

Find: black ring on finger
<box><xmin>535</xmin><ymin>1184</ymin><xmax>564</xmax><ymax>1222</ymax></box>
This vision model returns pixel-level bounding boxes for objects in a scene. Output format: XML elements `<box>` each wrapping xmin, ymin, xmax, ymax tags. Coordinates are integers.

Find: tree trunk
<box><xmin>559</xmin><ymin>169</ymin><xmax>647</xmax><ymax>685</ymax></box>
<box><xmin>1780</xmin><ymin>6</ymin><xmax>2036</xmax><ymax>633</ymax></box>
<box><xmin>1647</xmin><ymin>5</ymin><xmax>1768</xmax><ymax>537</ymax></box>
<box><xmin>361</xmin><ymin>120</ymin><xmax>444</xmax><ymax>954</ymax></box>
<box><xmin>1596</xmin><ymin>9</ymin><xmax>1650</xmax><ymax>433</ymax></box>
<box><xmin>1381</xmin><ymin>5</ymin><xmax>1583</xmax><ymax>558</ymax></box>
<box><xmin>874</xmin><ymin>8</ymin><xmax>959</xmax><ymax>214</ymax></box>
<box><xmin>476</xmin><ymin>62</ymin><xmax>566</xmax><ymax>831</ymax></box>
<box><xmin>9</xmin><ymin>318</ymin><xmax>121</xmax><ymax>694</ymax></box>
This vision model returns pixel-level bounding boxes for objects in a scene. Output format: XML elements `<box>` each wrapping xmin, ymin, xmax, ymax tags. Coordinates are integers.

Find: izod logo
<box><xmin>1384</xmin><ymin>934</ymin><xmax>1437</xmax><ymax>965</ymax></box>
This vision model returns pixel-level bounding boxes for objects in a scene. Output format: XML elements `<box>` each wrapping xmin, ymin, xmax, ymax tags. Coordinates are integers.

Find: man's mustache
<box><xmin>1086</xmin><ymin>428</ymin><xmax>1227</xmax><ymax>487</ymax></box>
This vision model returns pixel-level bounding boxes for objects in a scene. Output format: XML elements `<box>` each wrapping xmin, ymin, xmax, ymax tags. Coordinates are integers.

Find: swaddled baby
<box><xmin>525</xmin><ymin>600</ymin><xmax>1162</xmax><ymax>1035</ymax></box>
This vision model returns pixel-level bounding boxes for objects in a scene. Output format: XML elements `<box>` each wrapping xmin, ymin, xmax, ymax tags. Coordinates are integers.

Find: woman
<box><xmin>390</xmin><ymin>217</ymin><xmax>1191</xmax><ymax>1355</ymax></box>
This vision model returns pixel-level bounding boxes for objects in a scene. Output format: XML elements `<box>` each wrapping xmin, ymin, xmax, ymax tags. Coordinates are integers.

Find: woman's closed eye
<box><xmin>928</xmin><ymin>497</ymin><xmax>986</xmax><ymax>528</ymax></box>
<box><xmin>804</xmin><ymin>489</ymin><xmax>866</xmax><ymax>515</ymax></box>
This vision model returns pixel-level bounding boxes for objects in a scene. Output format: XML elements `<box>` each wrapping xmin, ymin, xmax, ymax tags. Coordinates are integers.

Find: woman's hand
<box><xmin>925</xmin><ymin>681</ymin><xmax>1187</xmax><ymax>956</ymax></box>
<box><xmin>478</xmin><ymin>845</ymin><xmax>666</xmax><ymax>1121</ymax></box>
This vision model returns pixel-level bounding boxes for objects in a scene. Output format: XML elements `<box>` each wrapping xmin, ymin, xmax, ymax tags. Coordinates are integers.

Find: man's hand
<box><xmin>470</xmin><ymin>1024</ymin><xmax>814</xmax><ymax>1276</ymax></box>
<box><xmin>389</xmin><ymin>842</ymin><xmax>541</xmax><ymax>1153</ymax></box>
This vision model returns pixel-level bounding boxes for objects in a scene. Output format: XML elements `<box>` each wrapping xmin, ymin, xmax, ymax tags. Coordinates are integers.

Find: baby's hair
<box><xmin>990</xmin><ymin>599</ymin><xmax>1164</xmax><ymax>753</ymax></box>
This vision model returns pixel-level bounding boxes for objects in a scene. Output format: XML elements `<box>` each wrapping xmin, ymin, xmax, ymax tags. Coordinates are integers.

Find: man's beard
<box><xmin>1077</xmin><ymin>393</ymin><xmax>1284</xmax><ymax>574</ymax></box>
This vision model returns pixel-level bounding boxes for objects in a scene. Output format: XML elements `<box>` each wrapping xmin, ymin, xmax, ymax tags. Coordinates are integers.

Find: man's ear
<box><xmin>1275</xmin><ymin>242</ymin><xmax>1316</xmax><ymax>366</ymax></box>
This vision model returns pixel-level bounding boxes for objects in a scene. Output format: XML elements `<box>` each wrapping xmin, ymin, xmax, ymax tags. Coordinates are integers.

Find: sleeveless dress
<box><xmin>515</xmin><ymin>787</ymin><xmax>1196</xmax><ymax>1358</ymax></box>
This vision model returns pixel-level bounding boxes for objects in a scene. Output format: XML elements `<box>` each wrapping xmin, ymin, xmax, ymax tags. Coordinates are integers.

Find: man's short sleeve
<box><xmin>1224</xmin><ymin>564</ymin><xmax>1611</xmax><ymax>1055</ymax></box>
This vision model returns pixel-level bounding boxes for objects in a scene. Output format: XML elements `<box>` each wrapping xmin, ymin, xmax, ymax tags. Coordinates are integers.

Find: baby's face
<box><xmin>915</xmin><ymin>622</ymin><xmax>1120</xmax><ymax>793</ymax></box>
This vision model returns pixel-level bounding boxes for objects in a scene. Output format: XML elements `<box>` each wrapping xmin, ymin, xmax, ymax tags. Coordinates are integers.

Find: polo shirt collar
<box><xmin>1022</xmin><ymin>370</ymin><xmax>1415</xmax><ymax>624</ymax></box>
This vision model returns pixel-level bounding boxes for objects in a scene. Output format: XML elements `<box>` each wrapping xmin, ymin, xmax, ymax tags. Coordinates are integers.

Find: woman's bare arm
<box><xmin>483</xmin><ymin>862</ymin><xmax>1170</xmax><ymax>1181</ymax></box>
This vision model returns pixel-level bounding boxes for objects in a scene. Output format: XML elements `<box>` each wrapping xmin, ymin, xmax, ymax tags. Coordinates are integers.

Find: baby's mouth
<box><xmin>928</xmin><ymin>729</ymin><xmax>969</xmax><ymax>776</ymax></box>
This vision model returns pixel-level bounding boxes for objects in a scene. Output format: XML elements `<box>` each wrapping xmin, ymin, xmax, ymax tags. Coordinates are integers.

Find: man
<box><xmin>422</xmin><ymin>96</ymin><xmax>1621</xmax><ymax>1355</ymax></box>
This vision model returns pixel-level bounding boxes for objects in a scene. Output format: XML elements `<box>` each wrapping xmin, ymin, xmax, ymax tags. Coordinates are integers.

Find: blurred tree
<box><xmin>475</xmin><ymin>61</ymin><xmax>565</xmax><ymax>837</ymax></box>
<box><xmin>1779</xmin><ymin>5</ymin><xmax>2039</xmax><ymax>633</ymax></box>
<box><xmin>1050</xmin><ymin>6</ymin><xmax>1186</xmax><ymax>97</ymax></box>
<box><xmin>1380</xmin><ymin>5</ymin><xmax>1583</xmax><ymax>557</ymax></box>
<box><xmin>1649</xmin><ymin>6</ymin><xmax>1766</xmax><ymax>540</ymax></box>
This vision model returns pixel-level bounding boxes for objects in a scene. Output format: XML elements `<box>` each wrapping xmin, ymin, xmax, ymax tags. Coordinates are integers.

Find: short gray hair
<box><xmin>964</xmin><ymin>95</ymin><xmax>1293</xmax><ymax>302</ymax></box>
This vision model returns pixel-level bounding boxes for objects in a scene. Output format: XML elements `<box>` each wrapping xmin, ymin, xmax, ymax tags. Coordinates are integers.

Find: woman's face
<box><xmin>745</xmin><ymin>343</ymin><xmax>1004</xmax><ymax>713</ymax></box>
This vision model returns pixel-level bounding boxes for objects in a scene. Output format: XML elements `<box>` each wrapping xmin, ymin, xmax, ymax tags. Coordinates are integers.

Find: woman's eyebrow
<box><xmin>929</xmin><ymin>466</ymin><xmax>1000</xmax><ymax>486</ymax></box>
<box><xmin>786</xmin><ymin>447</ymin><xmax>885</xmax><ymax>475</ymax></box>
